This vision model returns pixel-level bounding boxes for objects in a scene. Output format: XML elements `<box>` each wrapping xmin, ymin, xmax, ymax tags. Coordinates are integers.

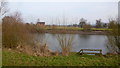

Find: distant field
<box><xmin>3</xmin><ymin>50</ymin><xmax>119</xmax><ymax>66</ymax></box>
<box><xmin>91</xmin><ymin>28</ymin><xmax>112</xmax><ymax>31</ymax></box>
<box><xmin>44</xmin><ymin>26</ymin><xmax>83</xmax><ymax>30</ymax></box>
<box><xmin>39</xmin><ymin>26</ymin><xmax>111</xmax><ymax>31</ymax></box>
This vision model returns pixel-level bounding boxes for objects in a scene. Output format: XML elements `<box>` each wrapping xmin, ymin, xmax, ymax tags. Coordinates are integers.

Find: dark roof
<box><xmin>37</xmin><ymin>22</ymin><xmax>45</xmax><ymax>24</ymax></box>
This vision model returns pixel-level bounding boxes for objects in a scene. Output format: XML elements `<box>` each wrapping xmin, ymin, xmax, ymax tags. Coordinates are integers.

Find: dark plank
<box><xmin>81</xmin><ymin>49</ymin><xmax>102</xmax><ymax>51</ymax></box>
<box><xmin>81</xmin><ymin>52</ymin><xmax>101</xmax><ymax>54</ymax></box>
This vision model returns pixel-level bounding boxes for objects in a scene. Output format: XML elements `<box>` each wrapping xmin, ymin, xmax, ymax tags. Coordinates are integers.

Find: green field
<box><xmin>37</xmin><ymin>26</ymin><xmax>111</xmax><ymax>31</ymax></box>
<box><xmin>3</xmin><ymin>50</ymin><xmax>119</xmax><ymax>66</ymax></box>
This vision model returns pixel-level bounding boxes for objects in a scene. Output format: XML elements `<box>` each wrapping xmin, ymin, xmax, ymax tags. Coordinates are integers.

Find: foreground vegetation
<box><xmin>3</xmin><ymin>50</ymin><xmax>119</xmax><ymax>66</ymax></box>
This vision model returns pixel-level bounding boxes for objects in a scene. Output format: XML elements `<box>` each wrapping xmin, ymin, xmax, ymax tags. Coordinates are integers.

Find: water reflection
<box><xmin>78</xmin><ymin>35</ymin><xmax>90</xmax><ymax>39</ymax></box>
<box><xmin>34</xmin><ymin>33</ymin><xmax>45</xmax><ymax>43</ymax></box>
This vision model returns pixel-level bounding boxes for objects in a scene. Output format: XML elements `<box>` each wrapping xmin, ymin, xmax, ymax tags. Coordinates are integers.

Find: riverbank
<box><xmin>45</xmin><ymin>30</ymin><xmax>106</xmax><ymax>35</ymax></box>
<box><xmin>34</xmin><ymin>27</ymin><xmax>109</xmax><ymax>35</ymax></box>
<box><xmin>3</xmin><ymin>50</ymin><xmax>119</xmax><ymax>66</ymax></box>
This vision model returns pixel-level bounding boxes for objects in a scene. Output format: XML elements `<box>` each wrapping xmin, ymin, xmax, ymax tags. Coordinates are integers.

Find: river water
<box><xmin>34</xmin><ymin>33</ymin><xmax>109</xmax><ymax>54</ymax></box>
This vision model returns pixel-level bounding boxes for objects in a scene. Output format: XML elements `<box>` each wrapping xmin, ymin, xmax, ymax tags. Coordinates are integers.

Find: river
<box><xmin>34</xmin><ymin>33</ymin><xmax>109</xmax><ymax>54</ymax></box>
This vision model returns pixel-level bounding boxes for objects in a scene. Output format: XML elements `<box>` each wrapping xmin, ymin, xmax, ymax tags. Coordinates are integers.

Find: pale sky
<box><xmin>8</xmin><ymin>0</ymin><xmax>119</xmax><ymax>2</ymax></box>
<box><xmin>7</xmin><ymin>0</ymin><xmax>118</xmax><ymax>25</ymax></box>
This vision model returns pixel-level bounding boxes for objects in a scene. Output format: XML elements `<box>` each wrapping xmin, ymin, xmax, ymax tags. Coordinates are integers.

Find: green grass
<box><xmin>0</xmin><ymin>49</ymin><xmax>2</xmax><ymax>66</ymax></box>
<box><xmin>44</xmin><ymin>26</ymin><xmax>83</xmax><ymax>30</ymax></box>
<box><xmin>37</xmin><ymin>26</ymin><xmax>111</xmax><ymax>31</ymax></box>
<box><xmin>3</xmin><ymin>50</ymin><xmax>119</xmax><ymax>66</ymax></box>
<box><xmin>91</xmin><ymin>28</ymin><xmax>112</xmax><ymax>31</ymax></box>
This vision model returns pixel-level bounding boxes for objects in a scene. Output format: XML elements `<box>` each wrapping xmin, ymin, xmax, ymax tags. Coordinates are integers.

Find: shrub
<box><xmin>83</xmin><ymin>24</ymin><xmax>92</xmax><ymax>31</ymax></box>
<box><xmin>2</xmin><ymin>13</ymin><xmax>33</xmax><ymax>48</ymax></box>
<box><xmin>106</xmin><ymin>19</ymin><xmax>120</xmax><ymax>54</ymax></box>
<box><xmin>56</xmin><ymin>34</ymin><xmax>74</xmax><ymax>56</ymax></box>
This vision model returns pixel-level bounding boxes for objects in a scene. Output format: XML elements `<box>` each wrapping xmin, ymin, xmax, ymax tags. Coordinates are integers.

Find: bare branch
<box><xmin>0</xmin><ymin>0</ymin><xmax>8</xmax><ymax>18</ymax></box>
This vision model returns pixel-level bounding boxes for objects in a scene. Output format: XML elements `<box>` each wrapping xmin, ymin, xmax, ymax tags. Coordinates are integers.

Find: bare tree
<box><xmin>0</xmin><ymin>0</ymin><xmax>8</xmax><ymax>18</ymax></box>
<box><xmin>11</xmin><ymin>11</ymin><xmax>23</xmax><ymax>23</ymax></box>
<box><xmin>55</xmin><ymin>17</ymin><xmax>75</xmax><ymax>56</ymax></box>
<box><xmin>56</xmin><ymin>34</ymin><xmax>74</xmax><ymax>56</ymax></box>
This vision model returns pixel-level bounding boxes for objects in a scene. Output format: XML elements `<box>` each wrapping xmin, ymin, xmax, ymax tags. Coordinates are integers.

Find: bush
<box><xmin>106</xmin><ymin>19</ymin><xmax>120</xmax><ymax>54</ymax></box>
<box><xmin>2</xmin><ymin>15</ymin><xmax>33</xmax><ymax>48</ymax></box>
<box><xmin>56</xmin><ymin>34</ymin><xmax>74</xmax><ymax>56</ymax></box>
<box><xmin>83</xmin><ymin>24</ymin><xmax>92</xmax><ymax>31</ymax></box>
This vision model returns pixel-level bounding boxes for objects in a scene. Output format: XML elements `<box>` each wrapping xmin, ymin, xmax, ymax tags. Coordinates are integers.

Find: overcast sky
<box><xmin>7</xmin><ymin>0</ymin><xmax>118</xmax><ymax>25</ymax></box>
<box><xmin>8</xmin><ymin>0</ymin><xmax>119</xmax><ymax>2</ymax></box>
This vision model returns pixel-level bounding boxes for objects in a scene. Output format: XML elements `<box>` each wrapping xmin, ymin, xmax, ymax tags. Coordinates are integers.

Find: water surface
<box><xmin>34</xmin><ymin>33</ymin><xmax>109</xmax><ymax>54</ymax></box>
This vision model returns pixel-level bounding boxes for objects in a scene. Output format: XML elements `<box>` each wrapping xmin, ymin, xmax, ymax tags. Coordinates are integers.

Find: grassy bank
<box><xmin>3</xmin><ymin>50</ymin><xmax>119</xmax><ymax>66</ymax></box>
<box><xmin>34</xmin><ymin>26</ymin><xmax>111</xmax><ymax>34</ymax></box>
<box><xmin>43</xmin><ymin>26</ymin><xmax>111</xmax><ymax>31</ymax></box>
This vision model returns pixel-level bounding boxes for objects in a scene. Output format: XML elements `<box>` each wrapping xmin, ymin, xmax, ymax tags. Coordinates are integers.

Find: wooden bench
<box><xmin>77</xmin><ymin>49</ymin><xmax>102</xmax><ymax>55</ymax></box>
